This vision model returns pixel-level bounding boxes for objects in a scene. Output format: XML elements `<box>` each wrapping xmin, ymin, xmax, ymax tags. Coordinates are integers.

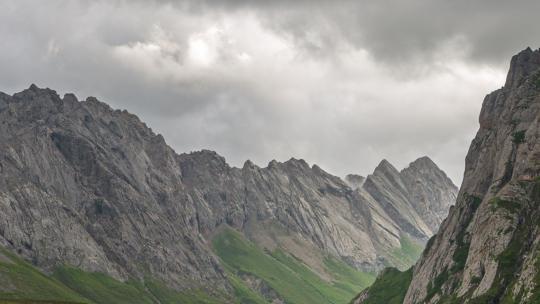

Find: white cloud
<box><xmin>0</xmin><ymin>0</ymin><xmax>516</xmax><ymax>185</ymax></box>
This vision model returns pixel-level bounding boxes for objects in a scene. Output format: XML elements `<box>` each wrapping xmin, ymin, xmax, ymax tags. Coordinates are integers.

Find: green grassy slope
<box><xmin>0</xmin><ymin>229</ymin><xmax>423</xmax><ymax>304</ymax></box>
<box><xmin>0</xmin><ymin>249</ymin><xmax>228</xmax><ymax>304</ymax></box>
<box><xmin>143</xmin><ymin>279</ymin><xmax>227</xmax><ymax>304</ymax></box>
<box><xmin>0</xmin><ymin>301</ymin><xmax>85</xmax><ymax>304</ymax></box>
<box><xmin>51</xmin><ymin>267</ymin><xmax>154</xmax><ymax>304</ymax></box>
<box><xmin>50</xmin><ymin>267</ymin><xmax>236</xmax><ymax>304</ymax></box>
<box><xmin>0</xmin><ymin>250</ymin><xmax>90</xmax><ymax>303</ymax></box>
<box><xmin>350</xmin><ymin>267</ymin><xmax>413</xmax><ymax>304</ymax></box>
<box><xmin>222</xmin><ymin>272</ymin><xmax>269</xmax><ymax>304</ymax></box>
<box><xmin>386</xmin><ymin>234</ymin><xmax>424</xmax><ymax>270</ymax></box>
<box><xmin>212</xmin><ymin>227</ymin><xmax>376</xmax><ymax>304</ymax></box>
<box><xmin>322</xmin><ymin>256</ymin><xmax>375</xmax><ymax>295</ymax></box>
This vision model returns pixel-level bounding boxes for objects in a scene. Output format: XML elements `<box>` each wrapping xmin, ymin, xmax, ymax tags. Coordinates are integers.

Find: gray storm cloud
<box><xmin>2</xmin><ymin>0</ymin><xmax>537</xmax><ymax>184</ymax></box>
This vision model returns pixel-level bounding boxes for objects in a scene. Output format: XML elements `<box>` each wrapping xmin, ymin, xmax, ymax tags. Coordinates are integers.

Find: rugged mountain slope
<box><xmin>362</xmin><ymin>158</ymin><xmax>457</xmax><ymax>241</ymax></box>
<box><xmin>350</xmin><ymin>158</ymin><xmax>456</xmax><ymax>271</ymax></box>
<box><xmin>0</xmin><ymin>84</ymin><xmax>456</xmax><ymax>303</ymax></box>
<box><xmin>0</xmin><ymin>247</ymin><xmax>91</xmax><ymax>303</ymax></box>
<box><xmin>0</xmin><ymin>244</ymin><xmax>232</xmax><ymax>304</ymax></box>
<box><xmin>355</xmin><ymin>47</ymin><xmax>540</xmax><ymax>304</ymax></box>
<box><xmin>400</xmin><ymin>157</ymin><xmax>459</xmax><ymax>234</ymax></box>
<box><xmin>0</xmin><ymin>87</ymin><xmax>226</xmax><ymax>291</ymax></box>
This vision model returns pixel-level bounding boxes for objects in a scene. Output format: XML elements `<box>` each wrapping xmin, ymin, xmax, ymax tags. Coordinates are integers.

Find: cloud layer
<box><xmin>2</xmin><ymin>0</ymin><xmax>537</xmax><ymax>183</ymax></box>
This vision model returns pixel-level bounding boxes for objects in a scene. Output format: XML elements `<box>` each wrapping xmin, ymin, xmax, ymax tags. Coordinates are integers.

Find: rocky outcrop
<box><xmin>0</xmin><ymin>86</ymin><xmax>226</xmax><ymax>290</ymax></box>
<box><xmin>0</xmin><ymin>84</ymin><xmax>457</xmax><ymax>298</ymax></box>
<box><xmin>362</xmin><ymin>158</ymin><xmax>457</xmax><ymax>241</ymax></box>
<box><xmin>401</xmin><ymin>157</ymin><xmax>459</xmax><ymax>234</ymax></box>
<box><xmin>356</xmin><ymin>47</ymin><xmax>540</xmax><ymax>304</ymax></box>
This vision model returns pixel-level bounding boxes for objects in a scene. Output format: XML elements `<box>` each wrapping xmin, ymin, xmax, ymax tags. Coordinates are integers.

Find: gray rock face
<box><xmin>0</xmin><ymin>84</ymin><xmax>458</xmax><ymax>295</ymax></box>
<box><xmin>0</xmin><ymin>87</ymin><xmax>227</xmax><ymax>290</ymax></box>
<box><xmin>403</xmin><ymin>47</ymin><xmax>540</xmax><ymax>304</ymax></box>
<box><xmin>362</xmin><ymin>158</ymin><xmax>457</xmax><ymax>241</ymax></box>
<box><xmin>401</xmin><ymin>157</ymin><xmax>458</xmax><ymax>234</ymax></box>
<box><xmin>357</xmin><ymin>47</ymin><xmax>540</xmax><ymax>304</ymax></box>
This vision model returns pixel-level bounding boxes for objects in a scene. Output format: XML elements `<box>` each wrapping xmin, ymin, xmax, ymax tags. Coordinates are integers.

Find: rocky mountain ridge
<box><xmin>354</xmin><ymin>47</ymin><xmax>540</xmax><ymax>304</ymax></box>
<box><xmin>0</xmin><ymin>84</ymin><xmax>456</xmax><ymax>302</ymax></box>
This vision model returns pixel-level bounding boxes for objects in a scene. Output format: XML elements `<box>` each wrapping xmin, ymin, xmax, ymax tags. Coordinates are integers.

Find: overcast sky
<box><xmin>2</xmin><ymin>0</ymin><xmax>539</xmax><ymax>184</ymax></box>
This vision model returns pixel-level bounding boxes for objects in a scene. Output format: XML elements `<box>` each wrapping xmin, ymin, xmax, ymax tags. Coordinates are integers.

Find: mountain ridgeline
<box><xmin>0</xmin><ymin>83</ymin><xmax>457</xmax><ymax>303</ymax></box>
<box><xmin>354</xmin><ymin>47</ymin><xmax>540</xmax><ymax>304</ymax></box>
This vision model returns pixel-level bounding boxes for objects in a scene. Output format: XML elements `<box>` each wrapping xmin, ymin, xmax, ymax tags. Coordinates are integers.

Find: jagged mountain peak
<box><xmin>63</xmin><ymin>92</ymin><xmax>79</xmax><ymax>103</ymax></box>
<box><xmin>402</xmin><ymin>156</ymin><xmax>457</xmax><ymax>189</ymax></box>
<box><xmin>362</xmin><ymin>155</ymin><xmax>457</xmax><ymax>240</ymax></box>
<box><xmin>178</xmin><ymin>149</ymin><xmax>230</xmax><ymax>173</ymax></box>
<box><xmin>372</xmin><ymin>159</ymin><xmax>400</xmax><ymax>177</ymax></box>
<box><xmin>262</xmin><ymin>157</ymin><xmax>315</xmax><ymax>174</ymax></box>
<box><xmin>242</xmin><ymin>159</ymin><xmax>259</xmax><ymax>170</ymax></box>
<box><xmin>12</xmin><ymin>84</ymin><xmax>61</xmax><ymax>103</ymax></box>
<box><xmin>283</xmin><ymin>157</ymin><xmax>310</xmax><ymax>169</ymax></box>
<box><xmin>505</xmin><ymin>47</ymin><xmax>540</xmax><ymax>88</ymax></box>
<box><xmin>25</xmin><ymin>83</ymin><xmax>50</xmax><ymax>95</ymax></box>
<box><xmin>406</xmin><ymin>156</ymin><xmax>436</xmax><ymax>168</ymax></box>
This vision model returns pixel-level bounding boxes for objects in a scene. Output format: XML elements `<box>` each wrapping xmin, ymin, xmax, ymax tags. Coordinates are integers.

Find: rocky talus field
<box><xmin>0</xmin><ymin>81</ymin><xmax>457</xmax><ymax>303</ymax></box>
<box><xmin>354</xmin><ymin>48</ymin><xmax>540</xmax><ymax>304</ymax></box>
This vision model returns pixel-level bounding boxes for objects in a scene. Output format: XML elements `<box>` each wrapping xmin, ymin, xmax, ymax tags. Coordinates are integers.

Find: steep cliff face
<box><xmin>405</xmin><ymin>47</ymin><xmax>540</xmax><ymax>304</ymax></box>
<box><xmin>362</xmin><ymin>158</ymin><xmax>457</xmax><ymax>241</ymax></box>
<box><xmin>401</xmin><ymin>157</ymin><xmax>459</xmax><ymax>234</ymax></box>
<box><xmin>355</xmin><ymin>47</ymin><xmax>540</xmax><ymax>304</ymax></box>
<box><xmin>0</xmin><ymin>84</ymin><xmax>457</xmax><ymax>302</ymax></box>
<box><xmin>177</xmin><ymin>152</ymin><xmax>385</xmax><ymax>272</ymax></box>
<box><xmin>0</xmin><ymin>86</ymin><xmax>226</xmax><ymax>290</ymax></box>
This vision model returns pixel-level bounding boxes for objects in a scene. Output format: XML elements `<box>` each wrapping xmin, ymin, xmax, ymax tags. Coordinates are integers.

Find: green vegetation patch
<box><xmin>489</xmin><ymin>197</ymin><xmax>521</xmax><ymax>213</ymax></box>
<box><xmin>451</xmin><ymin>228</ymin><xmax>470</xmax><ymax>274</ymax></box>
<box><xmin>451</xmin><ymin>243</ymin><xmax>469</xmax><ymax>274</ymax></box>
<box><xmin>425</xmin><ymin>267</ymin><xmax>450</xmax><ymax>302</ymax></box>
<box><xmin>322</xmin><ymin>255</ymin><xmax>375</xmax><ymax>295</ymax></box>
<box><xmin>534</xmin><ymin>72</ymin><xmax>540</xmax><ymax>89</ymax></box>
<box><xmin>530</xmin><ymin>254</ymin><xmax>540</xmax><ymax>303</ymax></box>
<box><xmin>52</xmin><ymin>267</ymin><xmax>154</xmax><ymax>304</ymax></box>
<box><xmin>212</xmin><ymin>227</ymin><xmax>374</xmax><ymax>304</ymax></box>
<box><xmin>224</xmin><ymin>272</ymin><xmax>268</xmax><ymax>304</ymax></box>
<box><xmin>512</xmin><ymin>130</ymin><xmax>526</xmax><ymax>145</ymax></box>
<box><xmin>449</xmin><ymin>193</ymin><xmax>485</xmax><ymax>275</ymax></box>
<box><xmin>468</xmin><ymin>194</ymin><xmax>482</xmax><ymax>211</ymax></box>
<box><xmin>52</xmin><ymin>267</ymin><xmax>228</xmax><ymax>304</ymax></box>
<box><xmin>144</xmin><ymin>279</ymin><xmax>227</xmax><ymax>304</ymax></box>
<box><xmin>468</xmin><ymin>206</ymin><xmax>534</xmax><ymax>303</ymax></box>
<box><xmin>353</xmin><ymin>267</ymin><xmax>413</xmax><ymax>304</ymax></box>
<box><xmin>0</xmin><ymin>250</ymin><xmax>90</xmax><ymax>304</ymax></box>
<box><xmin>0</xmin><ymin>242</ymin><xmax>289</xmax><ymax>304</ymax></box>
<box><xmin>470</xmin><ymin>275</ymin><xmax>482</xmax><ymax>285</ymax></box>
<box><xmin>0</xmin><ymin>301</ymin><xmax>86</xmax><ymax>304</ymax></box>
<box><xmin>388</xmin><ymin>235</ymin><xmax>424</xmax><ymax>269</ymax></box>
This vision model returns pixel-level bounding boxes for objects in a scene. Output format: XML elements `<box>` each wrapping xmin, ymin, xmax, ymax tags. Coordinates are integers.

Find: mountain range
<box><xmin>0</xmin><ymin>83</ymin><xmax>457</xmax><ymax>303</ymax></box>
